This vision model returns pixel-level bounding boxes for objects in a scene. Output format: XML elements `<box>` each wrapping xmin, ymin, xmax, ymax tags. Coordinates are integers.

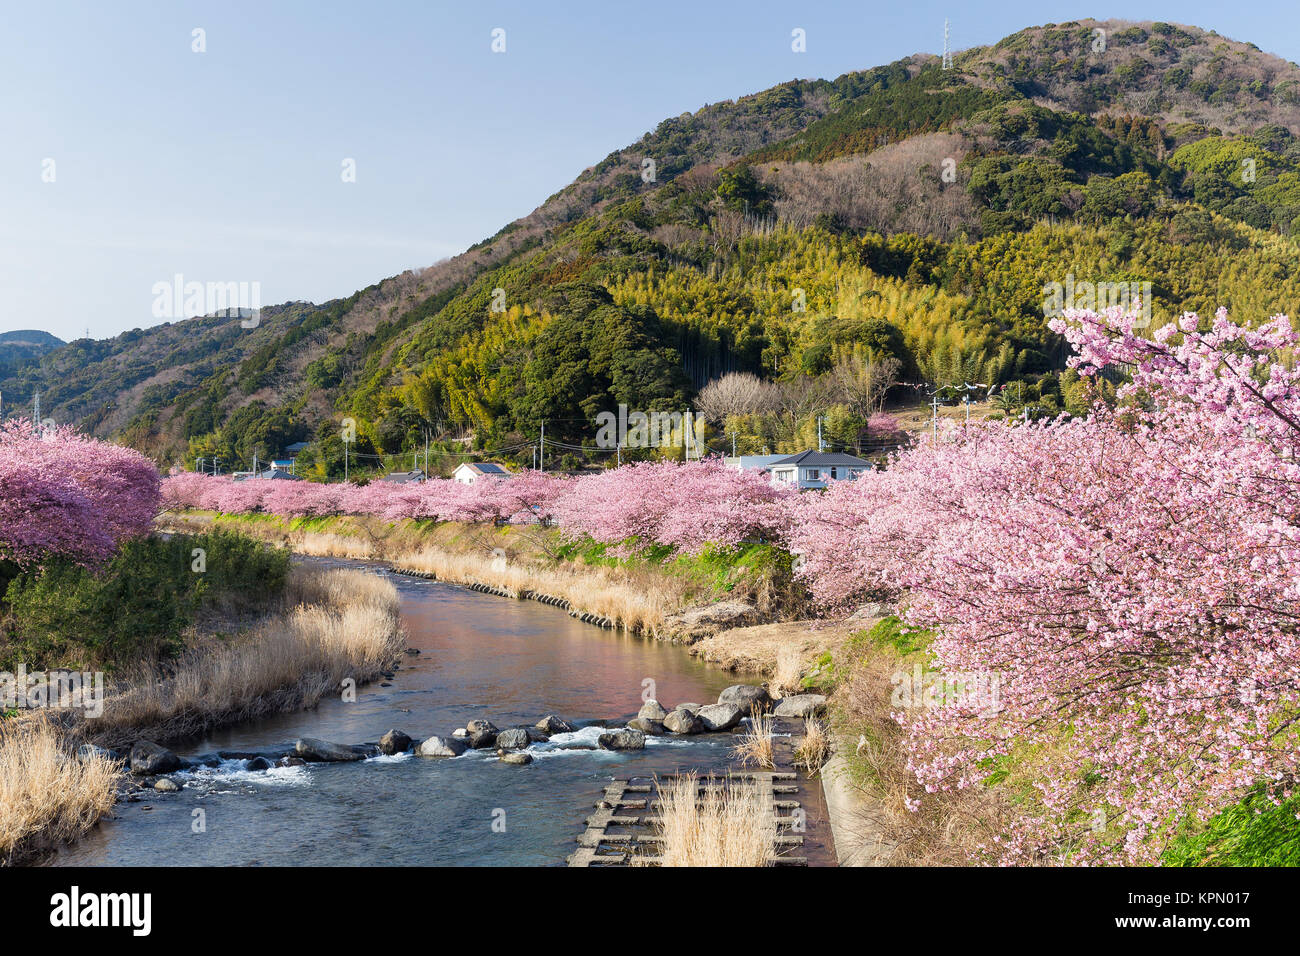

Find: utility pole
<box><xmin>424</xmin><ymin>430</ymin><xmax>429</xmax><ymax>479</ymax></box>
<box><xmin>539</xmin><ymin>421</ymin><xmax>545</xmax><ymax>471</ymax></box>
<box><xmin>930</xmin><ymin>393</ymin><xmax>943</xmax><ymax>444</ymax></box>
<box><xmin>33</xmin><ymin>390</ymin><xmax>40</xmax><ymax>425</ymax></box>
<box><xmin>731</xmin><ymin>432</ymin><xmax>737</xmax><ymax>457</ymax></box>
<box><xmin>817</xmin><ymin>416</ymin><xmax>824</xmax><ymax>452</ymax></box>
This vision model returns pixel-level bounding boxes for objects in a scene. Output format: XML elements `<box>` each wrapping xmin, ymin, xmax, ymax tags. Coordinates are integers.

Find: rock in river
<box><xmin>627</xmin><ymin>718</ymin><xmax>664</xmax><ymax>735</ymax></box>
<box><xmin>418</xmin><ymin>735</ymin><xmax>469</xmax><ymax>758</ymax></box>
<box><xmin>536</xmin><ymin>714</ymin><xmax>576</xmax><ymax>734</ymax></box>
<box><xmin>496</xmin><ymin>728</ymin><xmax>530</xmax><ymax>751</ymax></box>
<box><xmin>637</xmin><ymin>699</ymin><xmax>668</xmax><ymax>721</ymax></box>
<box><xmin>129</xmin><ymin>740</ymin><xmax>181</xmax><ymax>775</ymax></box>
<box><xmin>378</xmin><ymin>729</ymin><xmax>413</xmax><ymax>755</ymax></box>
<box><xmin>718</xmin><ymin>684</ymin><xmax>772</xmax><ymax>712</ymax></box>
<box><xmin>697</xmin><ymin>702</ymin><xmax>743</xmax><ymax>732</ymax></box>
<box><xmin>153</xmin><ymin>777</ymin><xmax>182</xmax><ymax>792</ymax></box>
<box><xmin>499</xmin><ymin>751</ymin><xmax>533</xmax><ymax>765</ymax></box>
<box><xmin>245</xmin><ymin>756</ymin><xmax>272</xmax><ymax>771</ymax></box>
<box><xmin>465</xmin><ymin>719</ymin><xmax>499</xmax><ymax>749</ymax></box>
<box><xmin>773</xmin><ymin>694</ymin><xmax>828</xmax><ymax>718</ymax></box>
<box><xmin>598</xmin><ymin>730</ymin><xmax>646</xmax><ymax>751</ymax></box>
<box><xmin>663</xmin><ymin>709</ymin><xmax>705</xmax><ymax>735</ymax></box>
<box><xmin>294</xmin><ymin>738</ymin><xmax>366</xmax><ymax>762</ymax></box>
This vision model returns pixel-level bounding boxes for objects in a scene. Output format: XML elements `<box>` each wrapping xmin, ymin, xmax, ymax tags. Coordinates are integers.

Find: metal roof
<box><xmin>763</xmin><ymin>451</ymin><xmax>872</xmax><ymax>468</ymax></box>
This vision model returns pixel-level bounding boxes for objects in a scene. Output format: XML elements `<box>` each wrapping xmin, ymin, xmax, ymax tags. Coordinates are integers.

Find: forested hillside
<box><xmin>7</xmin><ymin>18</ymin><xmax>1300</xmax><ymax>475</ymax></box>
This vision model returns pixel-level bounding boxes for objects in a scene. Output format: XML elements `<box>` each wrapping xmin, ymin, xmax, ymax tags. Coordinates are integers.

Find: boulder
<box><xmin>663</xmin><ymin>709</ymin><xmax>705</xmax><ymax>735</ymax></box>
<box><xmin>674</xmin><ymin>702</ymin><xmax>702</xmax><ymax>714</ymax></box>
<box><xmin>697</xmin><ymin>702</ymin><xmax>744</xmax><ymax>732</ymax></box>
<box><xmin>627</xmin><ymin>718</ymin><xmax>664</xmax><ymax>735</ymax></box>
<box><xmin>378</xmin><ymin>730</ymin><xmax>412</xmax><ymax>755</ymax></box>
<box><xmin>675</xmin><ymin>600</ymin><xmax>759</xmax><ymax>629</ymax></box>
<box><xmin>294</xmin><ymin>738</ymin><xmax>366</xmax><ymax>763</ymax></box>
<box><xmin>773</xmin><ymin>694</ymin><xmax>828</xmax><ymax>719</ymax></box>
<box><xmin>452</xmin><ymin>728</ymin><xmax>468</xmax><ymax>738</ymax></box>
<box><xmin>718</xmin><ymin>685</ymin><xmax>772</xmax><ymax>712</ymax></box>
<box><xmin>499</xmin><ymin>751</ymin><xmax>533</xmax><ymax>765</ymax></box>
<box><xmin>523</xmin><ymin>727</ymin><xmax>550</xmax><ymax>743</ymax></box>
<box><xmin>418</xmin><ymin>735</ymin><xmax>469</xmax><ymax>758</ymax></box>
<box><xmin>129</xmin><ymin>740</ymin><xmax>181</xmax><ymax>776</ymax></box>
<box><xmin>597</xmin><ymin>730</ymin><xmax>646</xmax><ymax>751</ymax></box>
<box><xmin>637</xmin><ymin>699</ymin><xmax>668</xmax><ymax>721</ymax></box>
<box><xmin>153</xmin><ymin>777</ymin><xmax>181</xmax><ymax>792</ymax></box>
<box><xmin>277</xmin><ymin>756</ymin><xmax>306</xmax><ymax>767</ymax></box>
<box><xmin>535</xmin><ymin>715</ymin><xmax>576</xmax><ymax>734</ymax></box>
<box><xmin>496</xmin><ymin>728</ymin><xmax>530</xmax><ymax>751</ymax></box>
<box><xmin>466</xmin><ymin>720</ymin><xmax>499</xmax><ymax>749</ymax></box>
<box><xmin>245</xmin><ymin>756</ymin><xmax>272</xmax><ymax>771</ymax></box>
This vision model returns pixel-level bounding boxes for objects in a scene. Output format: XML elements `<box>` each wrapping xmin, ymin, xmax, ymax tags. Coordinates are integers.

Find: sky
<box><xmin>2</xmin><ymin>1</ymin><xmax>1299</xmax><ymax>343</ymax></box>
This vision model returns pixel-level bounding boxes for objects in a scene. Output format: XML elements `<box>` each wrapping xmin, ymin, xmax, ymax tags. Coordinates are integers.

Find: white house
<box><xmin>453</xmin><ymin>462</ymin><xmax>512</xmax><ymax>485</ymax></box>
<box><xmin>762</xmin><ymin>451</ymin><xmax>871</xmax><ymax>489</ymax></box>
<box><xmin>723</xmin><ymin>454</ymin><xmax>789</xmax><ymax>474</ymax></box>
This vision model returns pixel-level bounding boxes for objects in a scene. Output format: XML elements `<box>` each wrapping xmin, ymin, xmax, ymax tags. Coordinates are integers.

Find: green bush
<box><xmin>1163</xmin><ymin>788</ymin><xmax>1300</xmax><ymax>866</ymax></box>
<box><xmin>0</xmin><ymin>531</ymin><xmax>288</xmax><ymax>671</ymax></box>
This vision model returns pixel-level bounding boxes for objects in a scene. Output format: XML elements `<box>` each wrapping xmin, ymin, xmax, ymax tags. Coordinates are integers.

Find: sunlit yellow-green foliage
<box><xmin>608</xmin><ymin>227</ymin><xmax>980</xmax><ymax>383</ymax></box>
<box><xmin>609</xmin><ymin>214</ymin><xmax>1300</xmax><ymax>397</ymax></box>
<box><xmin>397</xmin><ymin>305</ymin><xmax>552</xmax><ymax>434</ymax></box>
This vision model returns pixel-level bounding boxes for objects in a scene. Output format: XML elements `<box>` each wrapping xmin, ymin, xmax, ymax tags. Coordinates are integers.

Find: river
<box><xmin>46</xmin><ymin>558</ymin><xmax>743</xmax><ymax>866</ymax></box>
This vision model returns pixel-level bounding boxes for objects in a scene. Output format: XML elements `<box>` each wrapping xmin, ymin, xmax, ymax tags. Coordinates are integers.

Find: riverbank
<box><xmin>0</xmin><ymin>718</ymin><xmax>121</xmax><ymax>866</ymax></box>
<box><xmin>83</xmin><ymin>565</ymin><xmax>406</xmax><ymax>750</ymax></box>
<box><xmin>157</xmin><ymin>509</ymin><xmax>892</xmax><ymax>866</ymax></box>
<box><xmin>158</xmin><ymin>510</ymin><xmax>810</xmax><ymax>652</ymax></box>
<box><xmin>1</xmin><ymin>563</ymin><xmax>405</xmax><ymax>866</ymax></box>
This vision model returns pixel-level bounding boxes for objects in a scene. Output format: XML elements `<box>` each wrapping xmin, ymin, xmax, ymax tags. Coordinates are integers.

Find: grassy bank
<box><xmin>0</xmin><ymin>546</ymin><xmax>403</xmax><ymax>868</ymax></box>
<box><xmin>818</xmin><ymin>615</ymin><xmax>1296</xmax><ymax>867</ymax></box>
<box><xmin>160</xmin><ymin>510</ymin><xmax>807</xmax><ymax>641</ymax></box>
<box><xmin>0</xmin><ymin>717</ymin><xmax>121</xmax><ymax>866</ymax></box>
<box><xmin>84</xmin><ymin>566</ymin><xmax>405</xmax><ymax>750</ymax></box>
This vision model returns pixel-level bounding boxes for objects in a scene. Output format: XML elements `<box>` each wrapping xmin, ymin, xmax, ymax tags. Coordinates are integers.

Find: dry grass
<box><xmin>398</xmin><ymin>544</ymin><xmax>680</xmax><ymax>634</ymax></box>
<box><xmin>0</xmin><ymin>716</ymin><xmax>122</xmax><ymax>866</ymax></box>
<box><xmin>690</xmin><ymin>619</ymin><xmax>856</xmax><ymax>677</ymax></box>
<box><xmin>773</xmin><ymin>645</ymin><xmax>804</xmax><ymax>696</ymax></box>
<box><xmin>288</xmin><ymin>531</ymin><xmax>377</xmax><ymax>560</ymax></box>
<box><xmin>86</xmin><ymin>567</ymin><xmax>405</xmax><ymax>749</ymax></box>
<box><xmin>794</xmin><ymin>718</ymin><xmax>831</xmax><ymax>775</ymax></box>
<box><xmin>159</xmin><ymin>512</ymin><xmax>692</xmax><ymax>635</ymax></box>
<box><xmin>839</xmin><ymin>651</ymin><xmax>1012</xmax><ymax>865</ymax></box>
<box><xmin>732</xmin><ymin>705</ymin><xmax>776</xmax><ymax>770</ymax></box>
<box><xmin>650</xmin><ymin>774</ymin><xmax>775</xmax><ymax>867</ymax></box>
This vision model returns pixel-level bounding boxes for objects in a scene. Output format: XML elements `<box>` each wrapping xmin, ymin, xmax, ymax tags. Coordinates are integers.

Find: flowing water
<box><xmin>47</xmin><ymin>559</ymin><xmax>741</xmax><ymax>866</ymax></box>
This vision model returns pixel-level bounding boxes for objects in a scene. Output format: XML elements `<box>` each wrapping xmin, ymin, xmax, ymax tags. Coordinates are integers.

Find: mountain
<box><xmin>6</xmin><ymin>18</ymin><xmax>1300</xmax><ymax>473</ymax></box>
<box><xmin>0</xmin><ymin>329</ymin><xmax>65</xmax><ymax>378</ymax></box>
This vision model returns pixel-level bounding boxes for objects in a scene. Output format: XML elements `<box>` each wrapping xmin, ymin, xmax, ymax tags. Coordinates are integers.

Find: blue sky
<box><xmin>3</xmin><ymin>1</ymin><xmax>1298</xmax><ymax>342</ymax></box>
